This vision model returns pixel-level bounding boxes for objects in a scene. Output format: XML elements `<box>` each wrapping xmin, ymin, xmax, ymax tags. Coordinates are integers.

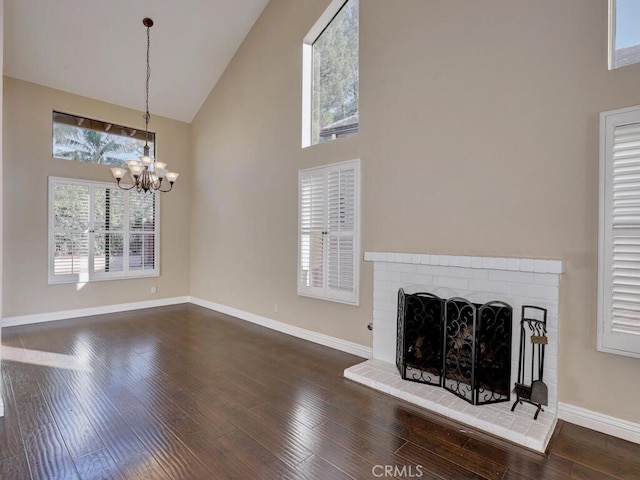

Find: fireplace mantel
<box><xmin>364</xmin><ymin>251</ymin><xmax>564</xmax><ymax>274</ymax></box>
<box><xmin>345</xmin><ymin>251</ymin><xmax>564</xmax><ymax>452</ymax></box>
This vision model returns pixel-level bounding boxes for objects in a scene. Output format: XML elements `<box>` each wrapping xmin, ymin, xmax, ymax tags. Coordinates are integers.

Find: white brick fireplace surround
<box><xmin>344</xmin><ymin>252</ymin><xmax>564</xmax><ymax>452</ymax></box>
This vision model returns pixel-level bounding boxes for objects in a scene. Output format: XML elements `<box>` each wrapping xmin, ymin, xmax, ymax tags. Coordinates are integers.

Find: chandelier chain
<box><xmin>145</xmin><ymin>23</ymin><xmax>151</xmax><ymax>147</ymax></box>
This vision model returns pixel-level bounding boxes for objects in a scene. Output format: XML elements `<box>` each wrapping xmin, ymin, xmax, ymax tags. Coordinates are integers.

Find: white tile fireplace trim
<box><xmin>347</xmin><ymin>252</ymin><xmax>563</xmax><ymax>452</ymax></box>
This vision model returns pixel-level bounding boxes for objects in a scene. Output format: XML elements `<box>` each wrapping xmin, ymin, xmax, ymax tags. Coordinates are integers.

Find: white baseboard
<box><xmin>558</xmin><ymin>402</ymin><xmax>640</xmax><ymax>445</ymax></box>
<box><xmin>1</xmin><ymin>296</ymin><xmax>190</xmax><ymax>328</ymax></box>
<box><xmin>189</xmin><ymin>297</ymin><xmax>372</xmax><ymax>359</ymax></box>
<box><xmin>1</xmin><ymin>295</ymin><xmax>372</xmax><ymax>359</ymax></box>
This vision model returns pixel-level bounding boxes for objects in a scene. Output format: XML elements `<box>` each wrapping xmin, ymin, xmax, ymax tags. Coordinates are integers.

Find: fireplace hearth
<box><xmin>396</xmin><ymin>289</ymin><xmax>512</xmax><ymax>406</ymax></box>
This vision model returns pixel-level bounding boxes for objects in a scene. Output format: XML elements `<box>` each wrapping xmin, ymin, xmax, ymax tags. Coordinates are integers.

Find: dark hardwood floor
<box><xmin>0</xmin><ymin>304</ymin><xmax>638</xmax><ymax>479</ymax></box>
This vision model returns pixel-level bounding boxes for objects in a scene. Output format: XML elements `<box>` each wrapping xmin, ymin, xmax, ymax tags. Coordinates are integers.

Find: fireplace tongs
<box><xmin>511</xmin><ymin>305</ymin><xmax>548</xmax><ymax>420</ymax></box>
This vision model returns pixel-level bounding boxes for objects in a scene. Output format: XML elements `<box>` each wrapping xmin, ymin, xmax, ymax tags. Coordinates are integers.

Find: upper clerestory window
<box><xmin>302</xmin><ymin>0</ymin><xmax>359</xmax><ymax>147</ymax></box>
<box><xmin>53</xmin><ymin>111</ymin><xmax>155</xmax><ymax>167</ymax></box>
<box><xmin>609</xmin><ymin>0</ymin><xmax>640</xmax><ymax>69</ymax></box>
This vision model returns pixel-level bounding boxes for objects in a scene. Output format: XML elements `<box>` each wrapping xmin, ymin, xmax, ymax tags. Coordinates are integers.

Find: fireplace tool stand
<box><xmin>511</xmin><ymin>305</ymin><xmax>548</xmax><ymax>420</ymax></box>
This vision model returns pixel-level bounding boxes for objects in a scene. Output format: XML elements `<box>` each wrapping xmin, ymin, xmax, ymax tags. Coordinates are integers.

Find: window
<box><xmin>609</xmin><ymin>0</ymin><xmax>640</xmax><ymax>69</ymax></box>
<box><xmin>49</xmin><ymin>177</ymin><xmax>159</xmax><ymax>284</ymax></box>
<box><xmin>298</xmin><ymin>159</ymin><xmax>360</xmax><ymax>305</ymax></box>
<box><xmin>599</xmin><ymin>104</ymin><xmax>640</xmax><ymax>358</ymax></box>
<box><xmin>302</xmin><ymin>0</ymin><xmax>359</xmax><ymax>147</ymax></box>
<box><xmin>53</xmin><ymin>111</ymin><xmax>155</xmax><ymax>167</ymax></box>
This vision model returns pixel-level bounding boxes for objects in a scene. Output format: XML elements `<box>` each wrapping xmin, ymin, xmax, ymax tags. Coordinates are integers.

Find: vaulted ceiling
<box><xmin>3</xmin><ymin>0</ymin><xmax>270</xmax><ymax>122</ymax></box>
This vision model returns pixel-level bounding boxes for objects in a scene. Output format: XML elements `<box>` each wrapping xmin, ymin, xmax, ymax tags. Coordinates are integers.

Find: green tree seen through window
<box><xmin>53</xmin><ymin>112</ymin><xmax>155</xmax><ymax>167</ymax></box>
<box><xmin>312</xmin><ymin>0</ymin><xmax>359</xmax><ymax>144</ymax></box>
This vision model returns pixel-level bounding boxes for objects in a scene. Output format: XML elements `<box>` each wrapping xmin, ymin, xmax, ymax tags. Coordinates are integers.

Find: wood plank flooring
<box><xmin>0</xmin><ymin>303</ymin><xmax>638</xmax><ymax>479</ymax></box>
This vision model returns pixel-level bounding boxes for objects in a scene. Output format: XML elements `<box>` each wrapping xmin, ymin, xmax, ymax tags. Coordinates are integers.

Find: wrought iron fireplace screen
<box><xmin>396</xmin><ymin>289</ymin><xmax>513</xmax><ymax>406</ymax></box>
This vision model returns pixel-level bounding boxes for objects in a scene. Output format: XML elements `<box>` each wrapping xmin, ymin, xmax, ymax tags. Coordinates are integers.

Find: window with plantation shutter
<box><xmin>298</xmin><ymin>159</ymin><xmax>360</xmax><ymax>305</ymax></box>
<box><xmin>599</xmin><ymin>105</ymin><xmax>640</xmax><ymax>358</ymax></box>
<box><xmin>49</xmin><ymin>177</ymin><xmax>159</xmax><ymax>284</ymax></box>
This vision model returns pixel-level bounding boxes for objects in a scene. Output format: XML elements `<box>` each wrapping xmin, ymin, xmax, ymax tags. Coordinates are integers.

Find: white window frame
<box><xmin>609</xmin><ymin>0</ymin><xmax>618</xmax><ymax>69</ymax></box>
<box><xmin>302</xmin><ymin>0</ymin><xmax>358</xmax><ymax>148</ymax></box>
<box><xmin>298</xmin><ymin>158</ymin><xmax>361</xmax><ymax>305</ymax></box>
<box><xmin>599</xmin><ymin>104</ymin><xmax>640</xmax><ymax>358</ymax></box>
<box><xmin>48</xmin><ymin>176</ymin><xmax>160</xmax><ymax>284</ymax></box>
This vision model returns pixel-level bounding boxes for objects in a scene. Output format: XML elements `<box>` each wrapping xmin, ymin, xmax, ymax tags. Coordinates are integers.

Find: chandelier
<box><xmin>110</xmin><ymin>18</ymin><xmax>179</xmax><ymax>193</ymax></box>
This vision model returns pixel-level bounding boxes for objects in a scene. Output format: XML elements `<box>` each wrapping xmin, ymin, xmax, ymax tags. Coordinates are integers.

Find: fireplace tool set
<box><xmin>512</xmin><ymin>305</ymin><xmax>548</xmax><ymax>420</ymax></box>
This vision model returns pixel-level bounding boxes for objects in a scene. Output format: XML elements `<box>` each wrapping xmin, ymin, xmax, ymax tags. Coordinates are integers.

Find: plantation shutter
<box><xmin>600</xmin><ymin>107</ymin><xmax>640</xmax><ymax>357</ymax></box>
<box><xmin>299</xmin><ymin>170</ymin><xmax>326</xmax><ymax>289</ymax></box>
<box><xmin>52</xmin><ymin>183</ymin><xmax>90</xmax><ymax>279</ymax></box>
<box><xmin>129</xmin><ymin>191</ymin><xmax>158</xmax><ymax>272</ymax></box>
<box><xmin>298</xmin><ymin>159</ymin><xmax>360</xmax><ymax>305</ymax></box>
<box><xmin>93</xmin><ymin>187</ymin><xmax>125</xmax><ymax>276</ymax></box>
<box><xmin>327</xmin><ymin>165</ymin><xmax>356</xmax><ymax>293</ymax></box>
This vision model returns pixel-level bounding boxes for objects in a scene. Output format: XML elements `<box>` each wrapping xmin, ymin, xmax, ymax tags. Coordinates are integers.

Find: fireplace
<box><xmin>396</xmin><ymin>289</ymin><xmax>512</xmax><ymax>406</ymax></box>
<box><xmin>343</xmin><ymin>252</ymin><xmax>563</xmax><ymax>452</ymax></box>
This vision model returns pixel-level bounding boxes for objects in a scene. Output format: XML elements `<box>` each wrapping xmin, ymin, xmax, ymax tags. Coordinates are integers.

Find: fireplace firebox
<box><xmin>396</xmin><ymin>289</ymin><xmax>512</xmax><ymax>406</ymax></box>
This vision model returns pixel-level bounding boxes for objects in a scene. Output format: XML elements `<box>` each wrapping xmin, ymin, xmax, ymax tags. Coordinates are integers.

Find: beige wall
<box><xmin>2</xmin><ymin>78</ymin><xmax>191</xmax><ymax>317</ymax></box>
<box><xmin>190</xmin><ymin>0</ymin><xmax>640</xmax><ymax>423</ymax></box>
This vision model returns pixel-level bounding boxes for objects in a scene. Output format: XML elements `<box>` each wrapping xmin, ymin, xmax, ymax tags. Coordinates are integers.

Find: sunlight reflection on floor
<box><xmin>2</xmin><ymin>345</ymin><xmax>93</xmax><ymax>372</ymax></box>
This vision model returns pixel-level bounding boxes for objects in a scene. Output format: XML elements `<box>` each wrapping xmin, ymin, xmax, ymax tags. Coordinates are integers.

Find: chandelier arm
<box><xmin>156</xmin><ymin>182</ymin><xmax>173</xmax><ymax>193</ymax></box>
<box><xmin>115</xmin><ymin>180</ymin><xmax>138</xmax><ymax>191</ymax></box>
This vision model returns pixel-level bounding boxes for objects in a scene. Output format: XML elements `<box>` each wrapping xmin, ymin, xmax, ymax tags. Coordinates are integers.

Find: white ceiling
<box><xmin>3</xmin><ymin>0</ymin><xmax>269</xmax><ymax>123</ymax></box>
